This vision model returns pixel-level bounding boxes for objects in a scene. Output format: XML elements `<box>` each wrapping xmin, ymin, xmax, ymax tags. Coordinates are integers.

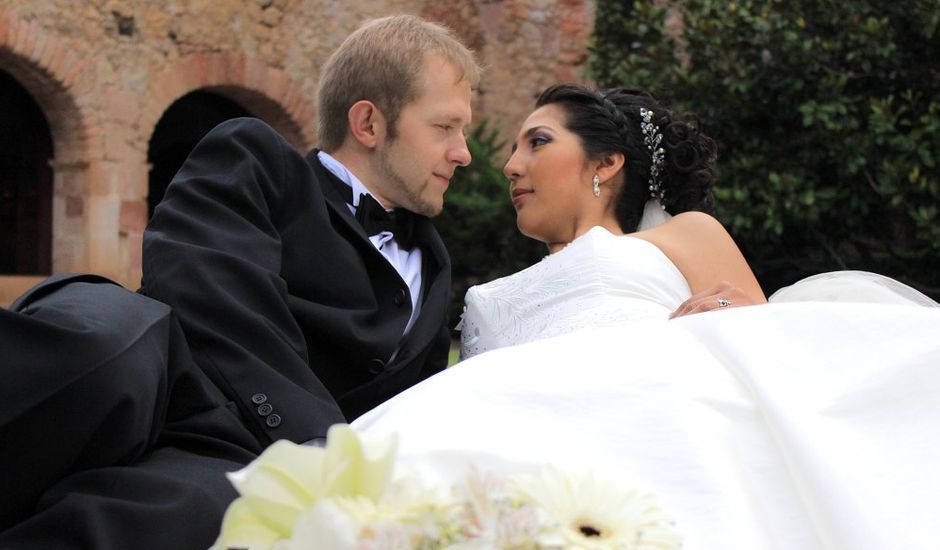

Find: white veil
<box><xmin>637</xmin><ymin>199</ymin><xmax>672</xmax><ymax>231</ymax></box>
<box><xmin>769</xmin><ymin>270</ymin><xmax>939</xmax><ymax>307</ymax></box>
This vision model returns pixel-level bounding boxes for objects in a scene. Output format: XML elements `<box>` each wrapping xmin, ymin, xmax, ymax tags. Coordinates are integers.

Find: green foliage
<box><xmin>435</xmin><ymin>122</ymin><xmax>544</xmax><ymax>332</ymax></box>
<box><xmin>590</xmin><ymin>0</ymin><xmax>940</xmax><ymax>297</ymax></box>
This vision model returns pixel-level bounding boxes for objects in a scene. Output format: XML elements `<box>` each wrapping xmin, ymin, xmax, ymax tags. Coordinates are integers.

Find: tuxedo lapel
<box><xmin>306</xmin><ymin>151</ymin><xmax>373</xmax><ymax>244</ymax></box>
<box><xmin>397</xmin><ymin>217</ymin><xmax>451</xmax><ymax>358</ymax></box>
<box><xmin>413</xmin><ymin>216</ymin><xmax>449</xmax><ymax>279</ymax></box>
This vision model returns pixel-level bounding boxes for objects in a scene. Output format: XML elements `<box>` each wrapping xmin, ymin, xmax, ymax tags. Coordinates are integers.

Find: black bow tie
<box><xmin>355</xmin><ymin>193</ymin><xmax>416</xmax><ymax>249</ymax></box>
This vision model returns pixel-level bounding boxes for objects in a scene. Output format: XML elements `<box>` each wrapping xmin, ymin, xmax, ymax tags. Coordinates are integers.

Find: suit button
<box><xmin>367</xmin><ymin>358</ymin><xmax>386</xmax><ymax>374</ymax></box>
<box><xmin>393</xmin><ymin>288</ymin><xmax>406</xmax><ymax>306</ymax></box>
<box><xmin>251</xmin><ymin>393</ymin><xmax>267</xmax><ymax>405</ymax></box>
<box><xmin>266</xmin><ymin>414</ymin><xmax>281</xmax><ymax>428</ymax></box>
<box><xmin>257</xmin><ymin>403</ymin><xmax>273</xmax><ymax>416</ymax></box>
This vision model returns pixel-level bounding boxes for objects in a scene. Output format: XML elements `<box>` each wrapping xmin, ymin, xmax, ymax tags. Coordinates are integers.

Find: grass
<box><xmin>448</xmin><ymin>340</ymin><xmax>460</xmax><ymax>366</ymax></box>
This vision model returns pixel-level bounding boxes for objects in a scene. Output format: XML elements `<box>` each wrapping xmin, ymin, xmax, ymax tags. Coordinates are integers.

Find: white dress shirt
<box><xmin>317</xmin><ymin>151</ymin><xmax>423</xmax><ymax>340</ymax></box>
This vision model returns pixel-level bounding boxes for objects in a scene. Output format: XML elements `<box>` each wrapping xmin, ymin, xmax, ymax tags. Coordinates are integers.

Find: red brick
<box><xmin>0</xmin><ymin>13</ymin><xmax>10</xmax><ymax>46</ymax></box>
<box><xmin>61</xmin><ymin>53</ymin><xmax>86</xmax><ymax>88</ymax></box>
<box><xmin>36</xmin><ymin>35</ymin><xmax>59</xmax><ymax>68</ymax></box>
<box><xmin>224</xmin><ymin>51</ymin><xmax>246</xmax><ymax>84</ymax></box>
<box><xmin>121</xmin><ymin>231</ymin><xmax>143</xmax><ymax>281</ymax></box>
<box><xmin>23</xmin><ymin>18</ymin><xmax>40</xmax><ymax>56</ymax></box>
<box><xmin>8</xmin><ymin>13</ymin><xmax>24</xmax><ymax>51</ymax></box>
<box><xmin>45</xmin><ymin>41</ymin><xmax>67</xmax><ymax>79</ymax></box>
<box><xmin>119</xmin><ymin>200</ymin><xmax>148</xmax><ymax>233</ymax></box>
<box><xmin>66</xmin><ymin>196</ymin><xmax>83</xmax><ymax>218</ymax></box>
<box><xmin>244</xmin><ymin>57</ymin><xmax>265</xmax><ymax>89</ymax></box>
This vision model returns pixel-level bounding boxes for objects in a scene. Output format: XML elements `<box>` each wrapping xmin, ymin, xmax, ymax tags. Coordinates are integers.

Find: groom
<box><xmin>141</xmin><ymin>14</ymin><xmax>479</xmax><ymax>447</ymax></box>
<box><xmin>0</xmin><ymin>14</ymin><xmax>478</xmax><ymax>549</ymax></box>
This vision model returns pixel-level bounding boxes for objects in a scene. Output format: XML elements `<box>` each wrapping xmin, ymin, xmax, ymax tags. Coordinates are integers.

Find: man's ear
<box><xmin>595</xmin><ymin>152</ymin><xmax>625</xmax><ymax>184</ymax></box>
<box><xmin>346</xmin><ymin>100</ymin><xmax>387</xmax><ymax>149</ymax></box>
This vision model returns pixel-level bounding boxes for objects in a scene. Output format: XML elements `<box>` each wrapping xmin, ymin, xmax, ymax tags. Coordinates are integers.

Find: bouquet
<box><xmin>210</xmin><ymin>425</ymin><xmax>681</xmax><ymax>549</ymax></box>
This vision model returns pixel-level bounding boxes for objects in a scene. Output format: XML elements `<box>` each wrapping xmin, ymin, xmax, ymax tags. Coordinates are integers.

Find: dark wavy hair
<box><xmin>535</xmin><ymin>84</ymin><xmax>717</xmax><ymax>233</ymax></box>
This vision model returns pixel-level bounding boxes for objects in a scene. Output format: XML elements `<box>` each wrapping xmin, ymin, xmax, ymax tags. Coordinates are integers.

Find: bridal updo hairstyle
<box><xmin>535</xmin><ymin>84</ymin><xmax>717</xmax><ymax>233</ymax></box>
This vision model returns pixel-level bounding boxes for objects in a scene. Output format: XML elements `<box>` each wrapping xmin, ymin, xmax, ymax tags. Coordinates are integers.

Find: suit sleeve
<box><xmin>142</xmin><ymin>118</ymin><xmax>344</xmax><ymax>445</ymax></box>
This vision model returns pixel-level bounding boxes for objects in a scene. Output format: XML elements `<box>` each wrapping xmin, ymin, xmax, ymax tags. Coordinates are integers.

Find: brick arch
<box><xmin>0</xmin><ymin>10</ymin><xmax>94</xmax><ymax>165</ymax></box>
<box><xmin>0</xmin><ymin>9</ymin><xmax>100</xmax><ymax>300</ymax></box>
<box><xmin>142</xmin><ymin>52</ymin><xmax>317</xmax><ymax>152</ymax></box>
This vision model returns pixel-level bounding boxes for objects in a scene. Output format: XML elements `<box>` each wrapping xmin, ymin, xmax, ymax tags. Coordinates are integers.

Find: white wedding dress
<box><xmin>353</xmin><ymin>226</ymin><xmax>940</xmax><ymax>550</ymax></box>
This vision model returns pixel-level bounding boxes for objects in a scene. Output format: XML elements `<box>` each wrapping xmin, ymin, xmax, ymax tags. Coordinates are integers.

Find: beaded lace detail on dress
<box><xmin>458</xmin><ymin>227</ymin><xmax>692</xmax><ymax>360</ymax></box>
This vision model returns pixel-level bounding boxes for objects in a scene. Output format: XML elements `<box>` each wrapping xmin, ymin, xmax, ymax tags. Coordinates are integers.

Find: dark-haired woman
<box><xmin>459</xmin><ymin>83</ymin><xmax>766</xmax><ymax>358</ymax></box>
<box><xmin>354</xmin><ymin>84</ymin><xmax>940</xmax><ymax>550</ymax></box>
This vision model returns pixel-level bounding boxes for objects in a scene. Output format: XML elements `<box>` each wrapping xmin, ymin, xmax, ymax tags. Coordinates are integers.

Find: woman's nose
<box><xmin>503</xmin><ymin>151</ymin><xmax>522</xmax><ymax>180</ymax></box>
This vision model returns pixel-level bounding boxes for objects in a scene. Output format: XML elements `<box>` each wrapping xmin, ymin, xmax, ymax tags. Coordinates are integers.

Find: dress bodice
<box><xmin>459</xmin><ymin>226</ymin><xmax>692</xmax><ymax>359</ymax></box>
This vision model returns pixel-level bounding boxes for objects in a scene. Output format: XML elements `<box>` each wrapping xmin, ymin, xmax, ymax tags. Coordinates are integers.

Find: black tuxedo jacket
<box><xmin>1</xmin><ymin>273</ymin><xmax>260</xmax><ymax>547</ymax></box>
<box><xmin>141</xmin><ymin>118</ymin><xmax>451</xmax><ymax>447</ymax></box>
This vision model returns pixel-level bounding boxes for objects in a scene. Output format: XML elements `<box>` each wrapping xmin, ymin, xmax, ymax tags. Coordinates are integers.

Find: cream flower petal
<box><xmin>323</xmin><ymin>424</ymin><xmax>398</xmax><ymax>501</ymax></box>
<box><xmin>208</xmin><ymin>497</ymin><xmax>283</xmax><ymax>550</ymax></box>
<box><xmin>288</xmin><ymin>498</ymin><xmax>417</xmax><ymax>550</ymax></box>
<box><xmin>218</xmin><ymin>425</ymin><xmax>398</xmax><ymax>544</ymax></box>
<box><xmin>285</xmin><ymin>500</ymin><xmax>359</xmax><ymax>550</ymax></box>
<box><xmin>225</xmin><ymin>440</ymin><xmax>332</xmax><ymax>535</ymax></box>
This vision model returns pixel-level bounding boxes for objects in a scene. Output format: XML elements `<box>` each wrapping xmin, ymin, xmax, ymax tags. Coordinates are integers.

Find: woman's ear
<box><xmin>595</xmin><ymin>152</ymin><xmax>625</xmax><ymax>184</ymax></box>
<box><xmin>346</xmin><ymin>100</ymin><xmax>387</xmax><ymax>149</ymax></box>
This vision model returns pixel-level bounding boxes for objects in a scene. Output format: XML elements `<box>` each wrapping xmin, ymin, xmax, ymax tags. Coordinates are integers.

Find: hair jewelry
<box><xmin>640</xmin><ymin>107</ymin><xmax>666</xmax><ymax>209</ymax></box>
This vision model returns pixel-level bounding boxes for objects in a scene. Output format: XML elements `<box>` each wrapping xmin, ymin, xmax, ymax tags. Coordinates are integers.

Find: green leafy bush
<box><xmin>435</xmin><ymin>122</ymin><xmax>544</xmax><ymax>332</ymax></box>
<box><xmin>591</xmin><ymin>0</ymin><xmax>940</xmax><ymax>298</ymax></box>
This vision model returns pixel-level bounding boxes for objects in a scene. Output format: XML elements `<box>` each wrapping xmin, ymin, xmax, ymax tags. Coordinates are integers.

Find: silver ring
<box><xmin>717</xmin><ymin>298</ymin><xmax>732</xmax><ymax>309</ymax></box>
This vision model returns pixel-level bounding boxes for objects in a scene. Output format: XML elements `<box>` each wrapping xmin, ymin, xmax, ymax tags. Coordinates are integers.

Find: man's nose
<box><xmin>449</xmin><ymin>134</ymin><xmax>472</xmax><ymax>167</ymax></box>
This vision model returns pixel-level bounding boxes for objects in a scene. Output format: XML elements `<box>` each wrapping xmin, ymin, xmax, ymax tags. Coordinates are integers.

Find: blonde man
<box><xmin>0</xmin><ymin>14</ymin><xmax>479</xmax><ymax>550</ymax></box>
<box><xmin>144</xmin><ymin>14</ymin><xmax>479</xmax><ymax>446</ymax></box>
<box><xmin>131</xmin><ymin>13</ymin><xmax>476</xmax><ymax>549</ymax></box>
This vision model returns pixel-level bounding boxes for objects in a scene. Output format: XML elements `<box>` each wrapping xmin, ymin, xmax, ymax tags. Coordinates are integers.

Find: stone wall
<box><xmin>0</xmin><ymin>0</ymin><xmax>593</xmax><ymax>303</ymax></box>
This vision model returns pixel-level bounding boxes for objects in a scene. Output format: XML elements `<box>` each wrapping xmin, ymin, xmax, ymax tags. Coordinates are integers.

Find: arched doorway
<box><xmin>147</xmin><ymin>90</ymin><xmax>254</xmax><ymax>216</ymax></box>
<box><xmin>0</xmin><ymin>68</ymin><xmax>53</xmax><ymax>275</ymax></box>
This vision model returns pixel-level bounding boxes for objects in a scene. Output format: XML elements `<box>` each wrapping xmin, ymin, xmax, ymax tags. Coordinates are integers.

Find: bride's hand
<box><xmin>669</xmin><ymin>281</ymin><xmax>759</xmax><ymax>319</ymax></box>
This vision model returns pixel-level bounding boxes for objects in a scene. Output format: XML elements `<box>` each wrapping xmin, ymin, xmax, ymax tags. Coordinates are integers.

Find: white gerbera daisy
<box><xmin>507</xmin><ymin>467</ymin><xmax>682</xmax><ymax>550</ymax></box>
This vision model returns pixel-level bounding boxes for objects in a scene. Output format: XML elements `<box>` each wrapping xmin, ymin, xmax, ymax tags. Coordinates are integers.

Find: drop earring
<box><xmin>592</xmin><ymin>174</ymin><xmax>601</xmax><ymax>198</ymax></box>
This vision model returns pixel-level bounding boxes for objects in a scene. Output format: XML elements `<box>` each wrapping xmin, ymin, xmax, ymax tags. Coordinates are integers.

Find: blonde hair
<box><xmin>316</xmin><ymin>14</ymin><xmax>481</xmax><ymax>151</ymax></box>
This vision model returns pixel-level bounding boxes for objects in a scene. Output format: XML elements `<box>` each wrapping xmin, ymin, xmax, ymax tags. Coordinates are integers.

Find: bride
<box><xmin>353</xmin><ymin>84</ymin><xmax>940</xmax><ymax>549</ymax></box>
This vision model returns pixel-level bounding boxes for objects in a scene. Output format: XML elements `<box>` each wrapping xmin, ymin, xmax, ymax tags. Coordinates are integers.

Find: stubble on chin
<box><xmin>413</xmin><ymin>186</ymin><xmax>444</xmax><ymax>217</ymax></box>
<box><xmin>393</xmin><ymin>174</ymin><xmax>443</xmax><ymax>217</ymax></box>
<box><xmin>376</xmin><ymin>150</ymin><xmax>442</xmax><ymax>217</ymax></box>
